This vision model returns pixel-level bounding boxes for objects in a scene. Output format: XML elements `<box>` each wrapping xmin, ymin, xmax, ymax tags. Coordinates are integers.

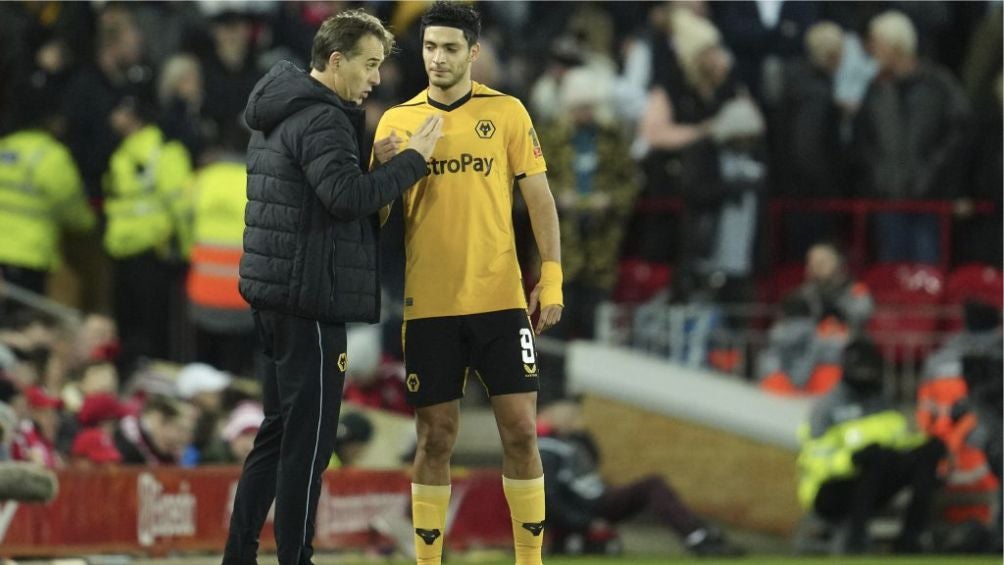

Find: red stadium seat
<box><xmin>612</xmin><ymin>258</ymin><xmax>672</xmax><ymax>303</ymax></box>
<box><xmin>863</xmin><ymin>263</ymin><xmax>946</xmax><ymax>301</ymax></box>
<box><xmin>946</xmin><ymin>263</ymin><xmax>1003</xmax><ymax>308</ymax></box>
<box><xmin>767</xmin><ymin>262</ymin><xmax>806</xmax><ymax>302</ymax></box>
<box><xmin>864</xmin><ymin>263</ymin><xmax>945</xmax><ymax>363</ymax></box>
<box><xmin>943</xmin><ymin>263</ymin><xmax>1003</xmax><ymax>331</ymax></box>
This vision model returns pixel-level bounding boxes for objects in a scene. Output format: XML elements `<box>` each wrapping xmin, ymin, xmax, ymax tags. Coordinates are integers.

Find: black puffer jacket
<box><xmin>239</xmin><ymin>61</ymin><xmax>427</xmax><ymax>323</ymax></box>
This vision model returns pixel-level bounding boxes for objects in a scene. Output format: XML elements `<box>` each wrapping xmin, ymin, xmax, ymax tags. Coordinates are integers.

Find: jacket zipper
<box><xmin>328</xmin><ymin>233</ymin><xmax>337</xmax><ymax>305</ymax></box>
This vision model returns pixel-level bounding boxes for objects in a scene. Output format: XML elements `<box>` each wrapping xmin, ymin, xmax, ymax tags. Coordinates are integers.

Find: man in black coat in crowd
<box><xmin>853</xmin><ymin>10</ymin><xmax>970</xmax><ymax>264</ymax></box>
<box><xmin>223</xmin><ymin>10</ymin><xmax>443</xmax><ymax>565</ymax></box>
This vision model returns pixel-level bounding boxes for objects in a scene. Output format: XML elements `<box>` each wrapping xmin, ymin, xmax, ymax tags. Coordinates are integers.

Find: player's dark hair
<box><xmin>420</xmin><ymin>1</ymin><xmax>481</xmax><ymax>47</ymax></box>
<box><xmin>311</xmin><ymin>9</ymin><xmax>394</xmax><ymax>71</ymax></box>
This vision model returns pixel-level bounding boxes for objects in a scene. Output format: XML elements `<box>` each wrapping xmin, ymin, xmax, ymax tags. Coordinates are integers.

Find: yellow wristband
<box><xmin>538</xmin><ymin>261</ymin><xmax>564</xmax><ymax>307</ymax></box>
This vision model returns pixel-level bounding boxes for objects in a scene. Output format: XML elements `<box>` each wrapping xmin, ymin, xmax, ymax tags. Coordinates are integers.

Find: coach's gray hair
<box><xmin>311</xmin><ymin>9</ymin><xmax>394</xmax><ymax>71</ymax></box>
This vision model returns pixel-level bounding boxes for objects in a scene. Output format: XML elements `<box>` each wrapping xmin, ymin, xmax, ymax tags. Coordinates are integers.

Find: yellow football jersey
<box><xmin>375</xmin><ymin>82</ymin><xmax>547</xmax><ymax>320</ymax></box>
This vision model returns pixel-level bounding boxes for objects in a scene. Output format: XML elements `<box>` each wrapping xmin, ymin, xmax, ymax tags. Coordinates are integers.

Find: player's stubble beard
<box><xmin>428</xmin><ymin>60</ymin><xmax>471</xmax><ymax>91</ymax></box>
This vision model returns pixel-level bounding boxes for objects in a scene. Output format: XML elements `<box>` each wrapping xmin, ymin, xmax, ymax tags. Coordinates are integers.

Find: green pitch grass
<box><xmin>138</xmin><ymin>554</ymin><xmax>1004</xmax><ymax>565</ymax></box>
<box><xmin>329</xmin><ymin>556</ymin><xmax>1003</xmax><ymax>565</ymax></box>
<box><xmin>526</xmin><ymin>558</ymin><xmax>1002</xmax><ymax>565</ymax></box>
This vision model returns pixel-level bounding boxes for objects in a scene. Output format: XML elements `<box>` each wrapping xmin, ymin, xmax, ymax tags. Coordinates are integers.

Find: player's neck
<box><xmin>428</xmin><ymin>77</ymin><xmax>473</xmax><ymax>107</ymax></box>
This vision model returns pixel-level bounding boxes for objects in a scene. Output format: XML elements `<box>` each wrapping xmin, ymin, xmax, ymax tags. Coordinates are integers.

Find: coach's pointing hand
<box><xmin>408</xmin><ymin>114</ymin><xmax>444</xmax><ymax>161</ymax></box>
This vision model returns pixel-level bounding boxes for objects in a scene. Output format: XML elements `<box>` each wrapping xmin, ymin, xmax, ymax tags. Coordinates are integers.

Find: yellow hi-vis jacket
<box><xmin>797</xmin><ymin>408</ymin><xmax>926</xmax><ymax>509</ymax></box>
<box><xmin>185</xmin><ymin>161</ymin><xmax>248</xmax><ymax>310</ymax></box>
<box><xmin>0</xmin><ymin>129</ymin><xmax>96</xmax><ymax>270</ymax></box>
<box><xmin>103</xmin><ymin>125</ymin><xmax>192</xmax><ymax>259</ymax></box>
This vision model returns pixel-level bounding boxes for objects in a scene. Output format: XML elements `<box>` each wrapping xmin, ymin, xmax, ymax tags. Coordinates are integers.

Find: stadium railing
<box><xmin>0</xmin><ymin>280</ymin><xmax>82</xmax><ymax>325</ymax></box>
<box><xmin>634</xmin><ymin>197</ymin><xmax>997</xmax><ymax>274</ymax></box>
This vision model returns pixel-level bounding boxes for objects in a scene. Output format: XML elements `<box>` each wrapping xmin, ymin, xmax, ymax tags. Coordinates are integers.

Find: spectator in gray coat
<box><xmin>853</xmin><ymin>11</ymin><xmax>970</xmax><ymax>264</ymax></box>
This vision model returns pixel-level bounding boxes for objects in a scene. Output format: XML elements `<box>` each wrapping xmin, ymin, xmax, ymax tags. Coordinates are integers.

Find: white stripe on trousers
<box><xmin>302</xmin><ymin>322</ymin><xmax>325</xmax><ymax>550</ymax></box>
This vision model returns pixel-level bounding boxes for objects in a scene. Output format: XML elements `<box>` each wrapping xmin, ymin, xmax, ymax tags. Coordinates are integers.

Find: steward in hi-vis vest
<box><xmin>0</xmin><ymin>128</ymin><xmax>95</xmax><ymax>293</ymax></box>
<box><xmin>103</xmin><ymin>123</ymin><xmax>192</xmax><ymax>261</ymax></box>
<box><xmin>797</xmin><ymin>339</ymin><xmax>945</xmax><ymax>554</ymax></box>
<box><xmin>185</xmin><ymin>156</ymin><xmax>255</xmax><ymax>376</ymax></box>
<box><xmin>102</xmin><ymin>96</ymin><xmax>193</xmax><ymax>374</ymax></box>
<box><xmin>186</xmin><ymin>158</ymin><xmax>247</xmax><ymax>313</ymax></box>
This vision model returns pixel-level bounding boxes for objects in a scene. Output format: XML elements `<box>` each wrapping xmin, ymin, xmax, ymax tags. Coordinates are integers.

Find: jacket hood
<box><xmin>244</xmin><ymin>61</ymin><xmax>353</xmax><ymax>133</ymax></box>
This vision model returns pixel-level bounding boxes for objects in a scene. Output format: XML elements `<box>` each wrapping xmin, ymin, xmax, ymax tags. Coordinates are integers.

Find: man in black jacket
<box><xmin>853</xmin><ymin>10</ymin><xmax>970</xmax><ymax>264</ymax></box>
<box><xmin>223</xmin><ymin>10</ymin><xmax>442</xmax><ymax>565</ymax></box>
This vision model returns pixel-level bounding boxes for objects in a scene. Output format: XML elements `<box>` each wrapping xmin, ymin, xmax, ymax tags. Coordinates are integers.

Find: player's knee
<box><xmin>500</xmin><ymin>418</ymin><xmax>537</xmax><ymax>457</ymax></box>
<box><xmin>416</xmin><ymin>417</ymin><xmax>458</xmax><ymax>461</ymax></box>
<box><xmin>417</xmin><ymin>434</ymin><xmax>455</xmax><ymax>462</ymax></box>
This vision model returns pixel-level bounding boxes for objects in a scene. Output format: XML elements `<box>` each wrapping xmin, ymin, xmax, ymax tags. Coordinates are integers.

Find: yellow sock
<box><xmin>503</xmin><ymin>475</ymin><xmax>545</xmax><ymax>565</ymax></box>
<box><xmin>412</xmin><ymin>483</ymin><xmax>450</xmax><ymax>565</ymax></box>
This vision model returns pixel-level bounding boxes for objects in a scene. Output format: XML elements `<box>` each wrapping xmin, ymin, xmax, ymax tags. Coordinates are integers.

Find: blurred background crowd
<box><xmin>0</xmin><ymin>0</ymin><xmax>1001</xmax><ymax>556</ymax></box>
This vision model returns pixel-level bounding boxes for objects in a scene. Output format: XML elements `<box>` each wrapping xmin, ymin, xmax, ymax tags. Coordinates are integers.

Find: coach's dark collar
<box><xmin>427</xmin><ymin>88</ymin><xmax>472</xmax><ymax>112</ymax></box>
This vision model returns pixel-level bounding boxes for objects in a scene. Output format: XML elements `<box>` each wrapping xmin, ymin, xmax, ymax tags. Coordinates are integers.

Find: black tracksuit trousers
<box><xmin>223</xmin><ymin>310</ymin><xmax>347</xmax><ymax>565</ymax></box>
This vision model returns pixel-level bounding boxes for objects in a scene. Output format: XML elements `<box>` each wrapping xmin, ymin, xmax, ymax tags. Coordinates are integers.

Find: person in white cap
<box><xmin>176</xmin><ymin>362</ymin><xmax>232</xmax><ymax>412</ymax></box>
<box><xmin>175</xmin><ymin>362</ymin><xmax>231</xmax><ymax>464</ymax></box>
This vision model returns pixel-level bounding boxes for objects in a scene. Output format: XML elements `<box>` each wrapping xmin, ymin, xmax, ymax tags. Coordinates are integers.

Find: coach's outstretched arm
<box><xmin>519</xmin><ymin>172</ymin><xmax>563</xmax><ymax>334</ymax></box>
<box><xmin>303</xmin><ymin>114</ymin><xmax>443</xmax><ymax>220</ymax></box>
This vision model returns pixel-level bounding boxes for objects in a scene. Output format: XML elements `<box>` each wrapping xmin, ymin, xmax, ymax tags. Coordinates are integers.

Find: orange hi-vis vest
<box><xmin>185</xmin><ymin>161</ymin><xmax>247</xmax><ymax>311</ymax></box>
<box><xmin>916</xmin><ymin>376</ymin><xmax>999</xmax><ymax>523</ymax></box>
<box><xmin>188</xmin><ymin>244</ymin><xmax>245</xmax><ymax>309</ymax></box>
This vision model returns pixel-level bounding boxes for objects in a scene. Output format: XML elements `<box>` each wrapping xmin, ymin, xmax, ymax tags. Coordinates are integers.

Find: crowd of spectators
<box><xmin>0</xmin><ymin>0</ymin><xmax>998</xmax><ymax>350</ymax></box>
<box><xmin>0</xmin><ymin>306</ymin><xmax>379</xmax><ymax>471</ymax></box>
<box><xmin>0</xmin><ymin>0</ymin><xmax>1000</xmax><ymax>555</ymax></box>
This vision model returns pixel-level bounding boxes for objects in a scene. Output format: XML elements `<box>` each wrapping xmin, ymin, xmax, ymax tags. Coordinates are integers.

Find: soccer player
<box><xmin>372</xmin><ymin>3</ymin><xmax>562</xmax><ymax>564</ymax></box>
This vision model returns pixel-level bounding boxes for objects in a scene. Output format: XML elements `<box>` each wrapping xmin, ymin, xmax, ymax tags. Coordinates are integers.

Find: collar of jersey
<box><xmin>426</xmin><ymin>88</ymin><xmax>473</xmax><ymax>112</ymax></box>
